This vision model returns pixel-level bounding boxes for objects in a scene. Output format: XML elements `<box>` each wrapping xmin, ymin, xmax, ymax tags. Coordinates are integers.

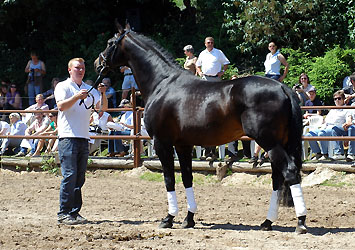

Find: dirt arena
<box><xmin>1</xmin><ymin>165</ymin><xmax>355</xmax><ymax>250</ymax></box>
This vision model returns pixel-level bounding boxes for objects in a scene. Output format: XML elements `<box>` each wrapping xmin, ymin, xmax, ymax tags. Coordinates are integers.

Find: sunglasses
<box><xmin>334</xmin><ymin>97</ymin><xmax>343</xmax><ymax>101</ymax></box>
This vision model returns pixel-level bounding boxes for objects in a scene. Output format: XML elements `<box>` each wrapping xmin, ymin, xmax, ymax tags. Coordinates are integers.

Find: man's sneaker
<box><xmin>58</xmin><ymin>214</ymin><xmax>79</xmax><ymax>225</ymax></box>
<box><xmin>346</xmin><ymin>154</ymin><xmax>355</xmax><ymax>162</ymax></box>
<box><xmin>14</xmin><ymin>151</ymin><xmax>25</xmax><ymax>157</ymax></box>
<box><xmin>318</xmin><ymin>154</ymin><xmax>330</xmax><ymax>161</ymax></box>
<box><xmin>75</xmin><ymin>214</ymin><xmax>88</xmax><ymax>224</ymax></box>
<box><xmin>311</xmin><ymin>153</ymin><xmax>322</xmax><ymax>161</ymax></box>
<box><xmin>331</xmin><ymin>154</ymin><xmax>345</xmax><ymax>161</ymax></box>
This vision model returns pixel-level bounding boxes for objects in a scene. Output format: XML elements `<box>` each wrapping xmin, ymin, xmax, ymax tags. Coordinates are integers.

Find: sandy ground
<box><xmin>1</xmin><ymin>166</ymin><xmax>355</xmax><ymax>250</ymax></box>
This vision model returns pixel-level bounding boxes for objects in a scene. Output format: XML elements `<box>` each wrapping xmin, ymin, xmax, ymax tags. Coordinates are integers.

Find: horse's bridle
<box><xmin>80</xmin><ymin>29</ymin><xmax>131</xmax><ymax>108</ymax></box>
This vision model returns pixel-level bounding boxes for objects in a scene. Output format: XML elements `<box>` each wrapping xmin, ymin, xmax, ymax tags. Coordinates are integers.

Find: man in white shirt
<box><xmin>195</xmin><ymin>37</ymin><xmax>230</xmax><ymax>160</ymax></box>
<box><xmin>55</xmin><ymin>57</ymin><xmax>107</xmax><ymax>225</ymax></box>
<box><xmin>196</xmin><ymin>36</ymin><xmax>230</xmax><ymax>81</ymax></box>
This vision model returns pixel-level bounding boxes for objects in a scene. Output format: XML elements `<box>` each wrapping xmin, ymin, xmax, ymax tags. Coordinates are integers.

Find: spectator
<box><xmin>264</xmin><ymin>42</ymin><xmax>289</xmax><ymax>82</ymax></box>
<box><xmin>343</xmin><ymin>72</ymin><xmax>355</xmax><ymax>105</ymax></box>
<box><xmin>55</xmin><ymin>57</ymin><xmax>107</xmax><ymax>225</ymax></box>
<box><xmin>89</xmin><ymin>110</ymin><xmax>114</xmax><ymax>155</ymax></box>
<box><xmin>0</xmin><ymin>120</ymin><xmax>10</xmax><ymax>147</ymax></box>
<box><xmin>107</xmin><ymin>99</ymin><xmax>133</xmax><ymax>157</ymax></box>
<box><xmin>15</xmin><ymin>111</ymin><xmax>50</xmax><ymax>157</ymax></box>
<box><xmin>183</xmin><ymin>45</ymin><xmax>197</xmax><ymax>75</ymax></box>
<box><xmin>42</xmin><ymin>77</ymin><xmax>60</xmax><ymax>109</ymax></box>
<box><xmin>305</xmin><ymin>90</ymin><xmax>350</xmax><ymax>161</ymax></box>
<box><xmin>343</xmin><ymin>75</ymin><xmax>351</xmax><ymax>89</ymax></box>
<box><xmin>303</xmin><ymin>87</ymin><xmax>324</xmax><ymax>119</ymax></box>
<box><xmin>102</xmin><ymin>78</ymin><xmax>117</xmax><ymax>108</ymax></box>
<box><xmin>120</xmin><ymin>66</ymin><xmax>139</xmax><ymax>102</ymax></box>
<box><xmin>196</xmin><ymin>36</ymin><xmax>230</xmax><ymax>161</ymax></box>
<box><xmin>293</xmin><ymin>73</ymin><xmax>314</xmax><ymax>105</ymax></box>
<box><xmin>0</xmin><ymin>84</ymin><xmax>8</xmax><ymax>121</ymax></box>
<box><xmin>4</xmin><ymin>83</ymin><xmax>22</xmax><ymax>110</ymax></box>
<box><xmin>0</xmin><ymin>113</ymin><xmax>27</xmax><ymax>155</ymax></box>
<box><xmin>21</xmin><ymin>94</ymin><xmax>49</xmax><ymax>126</ymax></box>
<box><xmin>24</xmin><ymin>51</ymin><xmax>46</xmax><ymax>105</ymax></box>
<box><xmin>33</xmin><ymin>112</ymin><xmax>58</xmax><ymax>156</ymax></box>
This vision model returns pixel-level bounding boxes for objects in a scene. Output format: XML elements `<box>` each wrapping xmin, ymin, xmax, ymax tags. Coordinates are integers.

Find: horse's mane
<box><xmin>127</xmin><ymin>31</ymin><xmax>184</xmax><ymax>72</ymax></box>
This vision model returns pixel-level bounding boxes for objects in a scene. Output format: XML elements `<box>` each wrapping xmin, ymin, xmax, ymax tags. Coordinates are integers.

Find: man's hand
<box><xmin>343</xmin><ymin>122</ymin><xmax>353</xmax><ymax>131</ymax></box>
<box><xmin>76</xmin><ymin>89</ymin><xmax>89</xmax><ymax>100</ymax></box>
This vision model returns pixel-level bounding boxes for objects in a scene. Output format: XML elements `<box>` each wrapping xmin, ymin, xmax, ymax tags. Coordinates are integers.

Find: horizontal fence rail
<box><xmin>1</xmin><ymin>96</ymin><xmax>355</xmax><ymax>167</ymax></box>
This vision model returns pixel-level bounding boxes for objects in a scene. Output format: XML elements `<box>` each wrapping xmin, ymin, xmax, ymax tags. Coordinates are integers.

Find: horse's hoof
<box><xmin>181</xmin><ymin>219</ymin><xmax>195</xmax><ymax>228</ymax></box>
<box><xmin>260</xmin><ymin>219</ymin><xmax>272</xmax><ymax>231</ymax></box>
<box><xmin>158</xmin><ymin>214</ymin><xmax>174</xmax><ymax>229</ymax></box>
<box><xmin>295</xmin><ymin>224</ymin><xmax>308</xmax><ymax>234</ymax></box>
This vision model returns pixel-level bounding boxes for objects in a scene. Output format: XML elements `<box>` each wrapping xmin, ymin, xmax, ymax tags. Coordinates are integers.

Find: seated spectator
<box><xmin>0</xmin><ymin>120</ymin><xmax>10</xmax><ymax>147</ymax></box>
<box><xmin>0</xmin><ymin>113</ymin><xmax>27</xmax><ymax>155</ymax></box>
<box><xmin>21</xmin><ymin>94</ymin><xmax>49</xmax><ymax>126</ymax></box>
<box><xmin>343</xmin><ymin>72</ymin><xmax>355</xmax><ymax>105</ymax></box>
<box><xmin>88</xmin><ymin>110</ymin><xmax>114</xmax><ymax>154</ymax></box>
<box><xmin>293</xmin><ymin>73</ymin><xmax>313</xmax><ymax>105</ymax></box>
<box><xmin>33</xmin><ymin>112</ymin><xmax>58</xmax><ymax>156</ymax></box>
<box><xmin>305</xmin><ymin>90</ymin><xmax>350</xmax><ymax>160</ymax></box>
<box><xmin>15</xmin><ymin>111</ymin><xmax>50</xmax><ymax>157</ymax></box>
<box><xmin>102</xmin><ymin>78</ymin><xmax>117</xmax><ymax>108</ymax></box>
<box><xmin>107</xmin><ymin>99</ymin><xmax>133</xmax><ymax>157</ymax></box>
<box><xmin>303</xmin><ymin>87</ymin><xmax>324</xmax><ymax>119</ymax></box>
<box><xmin>42</xmin><ymin>77</ymin><xmax>60</xmax><ymax>109</ymax></box>
<box><xmin>4</xmin><ymin>83</ymin><xmax>22</xmax><ymax>110</ymax></box>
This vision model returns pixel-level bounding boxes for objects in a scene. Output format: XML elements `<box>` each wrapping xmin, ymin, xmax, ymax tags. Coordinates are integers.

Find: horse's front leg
<box><xmin>154</xmin><ymin>139</ymin><xmax>176</xmax><ymax>228</ymax></box>
<box><xmin>175</xmin><ymin>145</ymin><xmax>196</xmax><ymax>228</ymax></box>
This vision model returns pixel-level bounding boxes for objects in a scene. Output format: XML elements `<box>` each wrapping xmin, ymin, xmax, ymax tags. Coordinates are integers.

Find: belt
<box><xmin>205</xmin><ymin>74</ymin><xmax>218</xmax><ymax>77</ymax></box>
<box><xmin>124</xmin><ymin>73</ymin><xmax>133</xmax><ymax>76</ymax></box>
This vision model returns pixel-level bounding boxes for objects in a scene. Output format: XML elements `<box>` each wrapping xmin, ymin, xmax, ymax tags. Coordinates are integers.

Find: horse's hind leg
<box><xmin>261</xmin><ymin>145</ymin><xmax>307</xmax><ymax>234</ymax></box>
<box><xmin>154</xmin><ymin>139</ymin><xmax>177</xmax><ymax>228</ymax></box>
<box><xmin>175</xmin><ymin>145</ymin><xmax>196</xmax><ymax>228</ymax></box>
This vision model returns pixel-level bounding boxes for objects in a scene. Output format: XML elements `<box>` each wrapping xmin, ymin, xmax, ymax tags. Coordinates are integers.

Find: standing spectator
<box><xmin>293</xmin><ymin>73</ymin><xmax>314</xmax><ymax>105</ymax></box>
<box><xmin>102</xmin><ymin>78</ymin><xmax>117</xmax><ymax>108</ymax></box>
<box><xmin>0</xmin><ymin>113</ymin><xmax>27</xmax><ymax>155</ymax></box>
<box><xmin>183</xmin><ymin>45</ymin><xmax>197</xmax><ymax>75</ymax></box>
<box><xmin>303</xmin><ymin>87</ymin><xmax>324</xmax><ymax>119</ymax></box>
<box><xmin>54</xmin><ymin>57</ymin><xmax>107</xmax><ymax>225</ymax></box>
<box><xmin>24</xmin><ymin>51</ymin><xmax>46</xmax><ymax>105</ymax></box>
<box><xmin>264</xmin><ymin>42</ymin><xmax>289</xmax><ymax>82</ymax></box>
<box><xmin>4</xmin><ymin>84</ymin><xmax>22</xmax><ymax>110</ymax></box>
<box><xmin>196</xmin><ymin>36</ymin><xmax>230</xmax><ymax>161</ymax></box>
<box><xmin>21</xmin><ymin>94</ymin><xmax>49</xmax><ymax>126</ymax></box>
<box><xmin>120</xmin><ymin>66</ymin><xmax>139</xmax><ymax>102</ymax></box>
<box><xmin>42</xmin><ymin>77</ymin><xmax>60</xmax><ymax>109</ymax></box>
<box><xmin>343</xmin><ymin>72</ymin><xmax>355</xmax><ymax>105</ymax></box>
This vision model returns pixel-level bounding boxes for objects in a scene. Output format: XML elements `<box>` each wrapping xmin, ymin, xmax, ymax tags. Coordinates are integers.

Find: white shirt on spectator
<box><xmin>0</xmin><ymin>121</ymin><xmax>10</xmax><ymax>135</ymax></box>
<box><xmin>92</xmin><ymin>111</ymin><xmax>110</xmax><ymax>131</ymax></box>
<box><xmin>323</xmin><ymin>108</ymin><xmax>350</xmax><ymax>129</ymax></box>
<box><xmin>196</xmin><ymin>48</ymin><xmax>230</xmax><ymax>76</ymax></box>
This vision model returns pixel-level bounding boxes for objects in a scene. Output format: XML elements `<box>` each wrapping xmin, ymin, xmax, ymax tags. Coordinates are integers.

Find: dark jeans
<box><xmin>265</xmin><ymin>74</ymin><xmax>280</xmax><ymax>81</ymax></box>
<box><xmin>58</xmin><ymin>138</ymin><xmax>89</xmax><ymax>217</ymax></box>
<box><xmin>108</xmin><ymin>130</ymin><xmax>131</xmax><ymax>153</ymax></box>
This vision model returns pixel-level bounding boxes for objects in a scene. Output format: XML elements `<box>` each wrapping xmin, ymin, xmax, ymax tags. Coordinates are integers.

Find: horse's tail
<box><xmin>280</xmin><ymin>84</ymin><xmax>303</xmax><ymax>207</ymax></box>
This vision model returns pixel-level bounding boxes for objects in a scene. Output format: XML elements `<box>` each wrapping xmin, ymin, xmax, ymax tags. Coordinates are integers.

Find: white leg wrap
<box><xmin>185</xmin><ymin>187</ymin><xmax>197</xmax><ymax>213</ymax></box>
<box><xmin>195</xmin><ymin>146</ymin><xmax>201</xmax><ymax>158</ymax></box>
<box><xmin>266</xmin><ymin>190</ymin><xmax>280</xmax><ymax>222</ymax></box>
<box><xmin>290</xmin><ymin>184</ymin><xmax>307</xmax><ymax>217</ymax></box>
<box><xmin>167</xmin><ymin>191</ymin><xmax>179</xmax><ymax>216</ymax></box>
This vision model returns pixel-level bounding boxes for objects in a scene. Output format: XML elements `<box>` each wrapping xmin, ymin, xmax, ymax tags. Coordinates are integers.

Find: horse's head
<box><xmin>94</xmin><ymin>22</ymin><xmax>130</xmax><ymax>74</ymax></box>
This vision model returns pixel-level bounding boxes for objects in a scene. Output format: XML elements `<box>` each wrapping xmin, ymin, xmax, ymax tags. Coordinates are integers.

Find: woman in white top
<box><xmin>264</xmin><ymin>42</ymin><xmax>289</xmax><ymax>82</ymax></box>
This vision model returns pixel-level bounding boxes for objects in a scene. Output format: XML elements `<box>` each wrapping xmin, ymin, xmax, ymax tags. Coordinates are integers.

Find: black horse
<box><xmin>95</xmin><ymin>23</ymin><xmax>307</xmax><ymax>234</ymax></box>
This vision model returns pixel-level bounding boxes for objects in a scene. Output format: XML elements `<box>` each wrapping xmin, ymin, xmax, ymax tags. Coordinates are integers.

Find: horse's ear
<box><xmin>125</xmin><ymin>22</ymin><xmax>131</xmax><ymax>31</ymax></box>
<box><xmin>115</xmin><ymin>19</ymin><xmax>124</xmax><ymax>33</ymax></box>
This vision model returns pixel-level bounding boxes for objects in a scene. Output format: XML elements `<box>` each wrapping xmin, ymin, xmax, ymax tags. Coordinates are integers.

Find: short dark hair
<box><xmin>350</xmin><ymin>72</ymin><xmax>355</xmax><ymax>82</ymax></box>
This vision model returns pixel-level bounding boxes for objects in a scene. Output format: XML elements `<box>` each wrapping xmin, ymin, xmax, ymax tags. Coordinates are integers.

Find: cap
<box><xmin>308</xmin><ymin>87</ymin><xmax>316</xmax><ymax>93</ymax></box>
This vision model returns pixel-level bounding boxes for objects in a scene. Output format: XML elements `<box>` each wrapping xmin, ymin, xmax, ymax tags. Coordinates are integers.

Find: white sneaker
<box><xmin>318</xmin><ymin>155</ymin><xmax>330</xmax><ymax>161</ymax></box>
<box><xmin>346</xmin><ymin>155</ymin><xmax>355</xmax><ymax>162</ymax></box>
<box><xmin>331</xmin><ymin>154</ymin><xmax>345</xmax><ymax>160</ymax></box>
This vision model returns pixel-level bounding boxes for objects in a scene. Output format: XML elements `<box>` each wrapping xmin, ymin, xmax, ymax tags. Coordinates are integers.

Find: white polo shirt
<box><xmin>196</xmin><ymin>48</ymin><xmax>230</xmax><ymax>76</ymax></box>
<box><xmin>54</xmin><ymin>78</ymin><xmax>100</xmax><ymax>139</ymax></box>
